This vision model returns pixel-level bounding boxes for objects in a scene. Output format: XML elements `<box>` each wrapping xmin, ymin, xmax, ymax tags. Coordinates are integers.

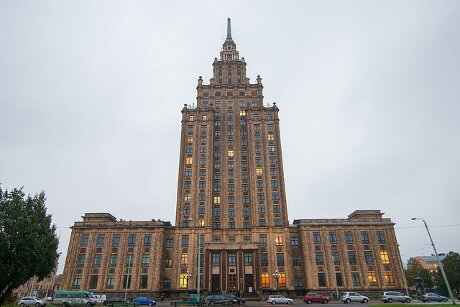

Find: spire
<box><xmin>226</xmin><ymin>18</ymin><xmax>232</xmax><ymax>41</ymax></box>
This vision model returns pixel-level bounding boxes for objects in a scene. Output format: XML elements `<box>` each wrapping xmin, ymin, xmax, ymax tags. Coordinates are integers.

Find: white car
<box><xmin>18</xmin><ymin>297</ymin><xmax>46</xmax><ymax>307</ymax></box>
<box><xmin>342</xmin><ymin>292</ymin><xmax>369</xmax><ymax>304</ymax></box>
<box><xmin>267</xmin><ymin>295</ymin><xmax>293</xmax><ymax>305</ymax></box>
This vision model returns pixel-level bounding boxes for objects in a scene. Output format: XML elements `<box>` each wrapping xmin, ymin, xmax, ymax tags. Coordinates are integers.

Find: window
<box><xmin>273</xmin><ymin>205</ymin><xmax>280</xmax><ymax>213</ymax></box>
<box><xmin>184</xmin><ymin>193</ymin><xmax>190</xmax><ymax>202</ymax></box>
<box><xmin>199</xmin><ymin>169</ymin><xmax>206</xmax><ymax>176</ymax></box>
<box><xmin>93</xmin><ymin>254</ymin><xmax>101</xmax><ymax>268</ymax></box>
<box><xmin>275</xmin><ymin>234</ymin><xmax>283</xmax><ymax>246</ymax></box>
<box><xmin>228</xmin><ymin>253</ymin><xmax>236</xmax><ymax>266</ymax></box>
<box><xmin>186</xmin><ymin>157</ymin><xmax>193</xmax><ymax>165</ymax></box>
<box><xmin>77</xmin><ymin>254</ymin><xmax>85</xmax><ymax>267</ymax></box>
<box><xmin>185</xmin><ymin>181</ymin><xmax>192</xmax><ymax>189</ymax></box>
<box><xmin>228</xmin><ymin>208</ymin><xmax>235</xmax><ymax>217</ymax></box>
<box><xmin>269</xmin><ymin>156</ymin><xmax>277</xmax><ymax>164</ymax></box>
<box><xmin>243</xmin><ymin>207</ymin><xmax>250</xmax><ymax>217</ymax></box>
<box><xmin>213</xmin><ymin>208</ymin><xmax>220</xmax><ymax>217</ymax></box>
<box><xmin>377</xmin><ymin>232</ymin><xmax>386</xmax><ymax>244</ymax></box>
<box><xmin>163</xmin><ymin>278</ymin><xmax>171</xmax><ymax>289</ymax></box>
<box><xmin>348</xmin><ymin>251</ymin><xmax>357</xmax><ymax>265</ymax></box>
<box><xmin>361</xmin><ymin>231</ymin><xmax>370</xmax><ymax>244</ymax></box>
<box><xmin>268</xmin><ymin>134</ymin><xmax>275</xmax><ymax>141</ymax></box>
<box><xmin>242</xmin><ymin>184</ymin><xmax>249</xmax><ymax>192</ymax></box>
<box><xmin>200</xmin><ymin>125</ymin><xmax>207</xmax><ymax>132</ymax></box>
<box><xmin>73</xmin><ymin>275</ymin><xmax>82</xmax><ymax>289</ymax></box>
<box><xmin>200</xmin><ymin>146</ymin><xmax>206</xmax><ymax>153</ymax></box>
<box><xmin>267</xmin><ymin>124</ymin><xmax>274</xmax><ymax>131</ymax></box>
<box><xmin>292</xmin><ymin>256</ymin><xmax>301</xmax><ymax>266</ymax></box>
<box><xmin>213</xmin><ymin>221</ymin><xmax>221</xmax><ymax>229</ymax></box>
<box><xmin>242</xmin><ymin>196</ymin><xmax>250</xmax><ymax>204</ymax></box>
<box><xmin>187</xmin><ymin>125</ymin><xmax>194</xmax><ymax>133</ymax></box>
<box><xmin>274</xmin><ymin>218</ymin><xmax>282</xmax><ymax>226</ymax></box>
<box><xmin>332</xmin><ymin>251</ymin><xmax>340</xmax><ymax>265</ymax></box>
<box><xmin>278</xmin><ymin>273</ymin><xmax>286</xmax><ymax>287</ymax></box>
<box><xmin>228</xmin><ymin>221</ymin><xmax>235</xmax><ymax>229</ymax></box>
<box><xmin>212</xmin><ymin>254</ymin><xmax>220</xmax><ymax>267</ymax></box>
<box><xmin>213</xmin><ymin>196</ymin><xmax>220</xmax><ymax>204</ymax></box>
<box><xmin>259</xmin><ymin>234</ymin><xmax>267</xmax><ymax>245</ymax></box>
<box><xmin>258</xmin><ymin>204</ymin><xmax>266</xmax><ymax>213</ymax></box>
<box><xmin>144</xmin><ymin>234</ymin><xmax>152</xmax><ymax>246</ymax></box>
<box><xmin>243</xmin><ymin>221</ymin><xmax>250</xmax><ymax>228</ymax></box>
<box><xmin>200</xmin><ymin>135</ymin><xmax>206</xmax><ymax>142</ymax></box>
<box><xmin>166</xmin><ymin>239</ymin><xmax>173</xmax><ymax>248</ymax></box>
<box><xmin>89</xmin><ymin>275</ymin><xmax>98</xmax><ymax>289</ymax></box>
<box><xmin>253</xmin><ymin>114</ymin><xmax>259</xmax><ymax>120</ymax></box>
<box><xmin>254</xmin><ymin>124</ymin><xmax>260</xmax><ymax>131</ymax></box>
<box><xmin>336</xmin><ymin>272</ymin><xmax>344</xmax><ymax>286</ymax></box>
<box><xmin>313</xmin><ymin>232</ymin><xmax>321</xmax><ymax>244</ymax></box>
<box><xmin>277</xmin><ymin>253</ymin><xmax>284</xmax><ymax>266</ymax></box>
<box><xmin>270</xmin><ymin>168</ymin><xmax>277</xmax><ymax>176</ymax></box>
<box><xmin>228</xmin><ymin>184</ymin><xmax>235</xmax><ymax>192</ymax></box>
<box><xmin>96</xmin><ymin>234</ymin><xmax>105</xmax><ymax>247</ymax></box>
<box><xmin>259</xmin><ymin>219</ymin><xmax>266</xmax><ymax>226</ymax></box>
<box><xmin>257</xmin><ymin>193</ymin><xmax>264</xmax><ymax>201</ymax></box>
<box><xmin>228</xmin><ymin>196</ymin><xmax>235</xmax><ymax>204</ymax></box>
<box><xmin>380</xmin><ymin>251</ymin><xmax>390</xmax><ymax>264</ymax></box>
<box><xmin>164</xmin><ymin>258</ymin><xmax>172</xmax><ymax>268</ymax></box>
<box><xmin>140</xmin><ymin>275</ymin><xmax>148</xmax><ymax>288</ymax></box>
<box><xmin>80</xmin><ymin>234</ymin><xmax>89</xmax><ymax>247</ymax></box>
<box><xmin>272</xmin><ymin>192</ymin><xmax>280</xmax><ymax>201</ymax></box>
<box><xmin>352</xmin><ymin>272</ymin><xmax>361</xmax><ymax>286</ymax></box>
<box><xmin>228</xmin><ymin>150</ymin><xmax>234</xmax><ymax>157</ymax></box>
<box><xmin>187</xmin><ymin>135</ymin><xmax>193</xmax><ymax>143</ymax></box>
<box><xmin>384</xmin><ymin>272</ymin><xmax>395</xmax><ymax>286</ymax></box>
<box><xmin>186</xmin><ymin>147</ymin><xmax>193</xmax><ymax>154</ymax></box>
<box><xmin>227</xmin><ymin>130</ymin><xmax>234</xmax><ymax>136</ymax></box>
<box><xmin>181</xmin><ymin>253</ymin><xmax>188</xmax><ymax>265</ymax></box>
<box><xmin>368</xmin><ymin>272</ymin><xmax>378</xmax><ymax>286</ymax></box>
<box><xmin>364</xmin><ymin>251</ymin><xmax>373</xmax><ymax>265</ymax></box>
<box><xmin>255</xmin><ymin>135</ymin><xmax>261</xmax><ymax>141</ymax></box>
<box><xmin>271</xmin><ymin>180</ymin><xmax>278</xmax><ymax>188</ymax></box>
<box><xmin>228</xmin><ymin>236</ymin><xmax>236</xmax><ymax>243</ymax></box>
<box><xmin>106</xmin><ymin>275</ymin><xmax>115</xmax><ymax>288</ymax></box>
<box><xmin>198</xmin><ymin>181</ymin><xmax>205</xmax><ymax>188</ymax></box>
<box><xmin>318</xmin><ymin>273</ymin><xmax>326</xmax><ymax>287</ymax></box>
<box><xmin>290</xmin><ymin>236</ymin><xmax>299</xmax><ymax>247</ymax></box>
<box><xmin>255</xmin><ymin>157</ymin><xmax>262</xmax><ymax>164</ymax></box>
<box><xmin>329</xmin><ymin>232</ymin><xmax>337</xmax><ymax>244</ymax></box>
<box><xmin>255</xmin><ymin>145</ymin><xmax>261</xmax><ymax>153</ymax></box>
<box><xmin>198</xmin><ymin>205</ymin><xmax>205</xmax><ymax>214</ymax></box>
<box><xmin>294</xmin><ymin>277</ymin><xmax>302</xmax><ymax>288</ymax></box>
<box><xmin>127</xmin><ymin>234</ymin><xmax>136</xmax><ymax>246</ymax></box>
<box><xmin>182</xmin><ymin>235</ymin><xmax>189</xmax><ymax>247</ymax></box>
<box><xmin>260</xmin><ymin>253</ymin><xmax>268</xmax><ymax>266</ymax></box>
<box><xmin>244</xmin><ymin>253</ymin><xmax>253</xmax><ymax>265</ymax></box>
<box><xmin>268</xmin><ymin>145</ymin><xmax>276</xmax><ymax>152</ymax></box>
<box><xmin>261</xmin><ymin>273</ymin><xmax>270</xmax><ymax>287</ymax></box>
<box><xmin>345</xmin><ymin>231</ymin><xmax>353</xmax><ymax>244</ymax></box>
<box><xmin>199</xmin><ymin>157</ymin><xmax>206</xmax><ymax>165</ymax></box>
<box><xmin>256</xmin><ymin>167</ymin><xmax>263</xmax><ymax>176</ymax></box>
<box><xmin>213</xmin><ymin>184</ymin><xmax>220</xmax><ymax>192</ymax></box>
<box><xmin>109</xmin><ymin>254</ymin><xmax>117</xmax><ymax>267</ymax></box>
<box><xmin>315</xmin><ymin>252</ymin><xmax>324</xmax><ymax>265</ymax></box>
<box><xmin>179</xmin><ymin>274</ymin><xmax>189</xmax><ymax>289</ymax></box>
<box><xmin>142</xmin><ymin>254</ymin><xmax>150</xmax><ymax>267</ymax></box>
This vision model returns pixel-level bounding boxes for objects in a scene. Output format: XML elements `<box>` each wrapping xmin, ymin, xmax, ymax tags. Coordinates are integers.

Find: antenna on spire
<box><xmin>226</xmin><ymin>18</ymin><xmax>232</xmax><ymax>40</ymax></box>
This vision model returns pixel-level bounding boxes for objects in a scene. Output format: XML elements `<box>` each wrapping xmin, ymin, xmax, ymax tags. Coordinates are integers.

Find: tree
<box><xmin>0</xmin><ymin>187</ymin><xmax>59</xmax><ymax>305</ymax></box>
<box><xmin>405</xmin><ymin>257</ymin><xmax>434</xmax><ymax>289</ymax></box>
<box><xmin>434</xmin><ymin>251</ymin><xmax>460</xmax><ymax>295</ymax></box>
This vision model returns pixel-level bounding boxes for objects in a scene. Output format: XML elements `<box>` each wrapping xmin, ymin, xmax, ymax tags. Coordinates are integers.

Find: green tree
<box><xmin>435</xmin><ymin>251</ymin><xmax>460</xmax><ymax>295</ymax></box>
<box><xmin>405</xmin><ymin>257</ymin><xmax>434</xmax><ymax>289</ymax></box>
<box><xmin>0</xmin><ymin>187</ymin><xmax>59</xmax><ymax>305</ymax></box>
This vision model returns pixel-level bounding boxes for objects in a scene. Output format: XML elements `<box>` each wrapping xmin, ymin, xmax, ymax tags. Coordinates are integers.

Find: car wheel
<box><xmin>271</xmin><ymin>301</ymin><xmax>276</xmax><ymax>305</ymax></box>
<box><xmin>426</xmin><ymin>299</ymin><xmax>430</xmax><ymax>302</ymax></box>
<box><xmin>306</xmin><ymin>300</ymin><xmax>312</xmax><ymax>304</ymax></box>
<box><xmin>63</xmin><ymin>303</ymin><xmax>68</xmax><ymax>307</ymax></box>
<box><xmin>287</xmin><ymin>301</ymin><xmax>292</xmax><ymax>305</ymax></box>
<box><xmin>362</xmin><ymin>299</ymin><xmax>368</xmax><ymax>303</ymax></box>
<box><xmin>346</xmin><ymin>299</ymin><xmax>351</xmax><ymax>304</ymax></box>
<box><xmin>149</xmin><ymin>303</ymin><xmax>153</xmax><ymax>306</ymax></box>
<box><xmin>388</xmin><ymin>299</ymin><xmax>393</xmax><ymax>303</ymax></box>
<box><xmin>443</xmin><ymin>298</ymin><xmax>448</xmax><ymax>302</ymax></box>
<box><xmin>405</xmin><ymin>298</ymin><xmax>411</xmax><ymax>303</ymax></box>
<box><xmin>323</xmin><ymin>299</ymin><xmax>328</xmax><ymax>304</ymax></box>
<box><xmin>210</xmin><ymin>302</ymin><xmax>215</xmax><ymax>306</ymax></box>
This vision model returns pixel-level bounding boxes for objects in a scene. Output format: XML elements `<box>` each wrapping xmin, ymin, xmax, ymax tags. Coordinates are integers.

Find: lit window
<box><xmin>261</xmin><ymin>273</ymin><xmax>270</xmax><ymax>287</ymax></box>
<box><xmin>179</xmin><ymin>274</ymin><xmax>189</xmax><ymax>289</ymax></box>
<box><xmin>368</xmin><ymin>272</ymin><xmax>378</xmax><ymax>286</ymax></box>
<box><xmin>278</xmin><ymin>273</ymin><xmax>286</xmax><ymax>287</ymax></box>
<box><xmin>275</xmin><ymin>234</ymin><xmax>283</xmax><ymax>246</ymax></box>
<box><xmin>186</xmin><ymin>157</ymin><xmax>193</xmax><ymax>164</ymax></box>
<box><xmin>380</xmin><ymin>251</ymin><xmax>390</xmax><ymax>264</ymax></box>
<box><xmin>268</xmin><ymin>134</ymin><xmax>274</xmax><ymax>141</ymax></box>
<box><xmin>187</xmin><ymin>136</ymin><xmax>193</xmax><ymax>143</ymax></box>
<box><xmin>228</xmin><ymin>150</ymin><xmax>234</xmax><ymax>157</ymax></box>
<box><xmin>213</xmin><ymin>196</ymin><xmax>221</xmax><ymax>204</ymax></box>
<box><xmin>384</xmin><ymin>272</ymin><xmax>394</xmax><ymax>286</ymax></box>
<box><xmin>202</xmin><ymin>115</ymin><xmax>207</xmax><ymax>121</ymax></box>
<box><xmin>180</xmin><ymin>254</ymin><xmax>188</xmax><ymax>265</ymax></box>
<box><xmin>189</xmin><ymin>116</ymin><xmax>194</xmax><ymax>121</ymax></box>
<box><xmin>240</xmin><ymin>110</ymin><xmax>246</xmax><ymax>116</ymax></box>
<box><xmin>198</xmin><ymin>219</ymin><xmax>205</xmax><ymax>227</ymax></box>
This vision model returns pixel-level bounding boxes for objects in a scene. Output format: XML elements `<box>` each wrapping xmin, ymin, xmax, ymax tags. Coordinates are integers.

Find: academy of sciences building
<box><xmin>61</xmin><ymin>19</ymin><xmax>405</xmax><ymax>298</ymax></box>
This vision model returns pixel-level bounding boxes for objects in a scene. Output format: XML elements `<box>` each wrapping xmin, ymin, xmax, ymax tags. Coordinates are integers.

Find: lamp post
<box><xmin>187</xmin><ymin>218</ymin><xmax>204</xmax><ymax>299</ymax></box>
<box><xmin>185</xmin><ymin>271</ymin><xmax>192</xmax><ymax>295</ymax></box>
<box><xmin>272</xmin><ymin>270</ymin><xmax>280</xmax><ymax>294</ymax></box>
<box><xmin>124</xmin><ymin>254</ymin><xmax>132</xmax><ymax>301</ymax></box>
<box><xmin>331</xmin><ymin>256</ymin><xmax>339</xmax><ymax>300</ymax></box>
<box><xmin>411</xmin><ymin>217</ymin><xmax>455</xmax><ymax>305</ymax></box>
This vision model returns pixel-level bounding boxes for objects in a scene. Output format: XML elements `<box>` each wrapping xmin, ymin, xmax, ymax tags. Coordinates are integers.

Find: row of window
<box><xmin>312</xmin><ymin>231</ymin><xmax>386</xmax><ymax>244</ymax></box>
<box><xmin>80</xmin><ymin>234</ymin><xmax>152</xmax><ymax>247</ymax></box>
<box><xmin>314</xmin><ymin>250</ymin><xmax>390</xmax><ymax>266</ymax></box>
<box><xmin>186</xmin><ymin>123</ymin><xmax>274</xmax><ymax>134</ymax></box>
<box><xmin>73</xmin><ymin>274</ymin><xmax>150</xmax><ymax>290</ymax></box>
<box><xmin>199</xmin><ymin>100</ymin><xmax>265</xmax><ymax>108</ymax></box>
<box><xmin>77</xmin><ymin>253</ymin><xmax>152</xmax><ymax>269</ymax></box>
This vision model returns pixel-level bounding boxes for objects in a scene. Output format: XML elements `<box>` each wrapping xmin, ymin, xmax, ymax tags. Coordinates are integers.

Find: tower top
<box><xmin>226</xmin><ymin>18</ymin><xmax>232</xmax><ymax>41</ymax></box>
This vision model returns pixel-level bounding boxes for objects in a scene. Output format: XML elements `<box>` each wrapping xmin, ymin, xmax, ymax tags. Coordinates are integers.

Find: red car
<box><xmin>304</xmin><ymin>293</ymin><xmax>331</xmax><ymax>304</ymax></box>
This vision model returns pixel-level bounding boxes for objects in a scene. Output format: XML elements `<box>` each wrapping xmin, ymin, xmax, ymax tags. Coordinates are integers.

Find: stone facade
<box><xmin>61</xmin><ymin>19</ymin><xmax>405</xmax><ymax>297</ymax></box>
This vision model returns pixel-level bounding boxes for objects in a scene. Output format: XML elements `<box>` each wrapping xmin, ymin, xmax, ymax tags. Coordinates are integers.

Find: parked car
<box><xmin>420</xmin><ymin>293</ymin><xmax>448</xmax><ymax>302</ymax></box>
<box><xmin>18</xmin><ymin>297</ymin><xmax>46</xmax><ymax>307</ymax></box>
<box><xmin>102</xmin><ymin>297</ymin><xmax>127</xmax><ymax>305</ymax></box>
<box><xmin>342</xmin><ymin>292</ymin><xmax>369</xmax><ymax>304</ymax></box>
<box><xmin>267</xmin><ymin>295</ymin><xmax>293</xmax><ymax>305</ymax></box>
<box><xmin>381</xmin><ymin>291</ymin><xmax>411</xmax><ymax>303</ymax></box>
<box><xmin>221</xmin><ymin>294</ymin><xmax>245</xmax><ymax>305</ymax></box>
<box><xmin>206</xmin><ymin>295</ymin><xmax>232</xmax><ymax>305</ymax></box>
<box><xmin>189</xmin><ymin>294</ymin><xmax>206</xmax><ymax>304</ymax></box>
<box><xmin>303</xmin><ymin>293</ymin><xmax>330</xmax><ymax>304</ymax></box>
<box><xmin>133</xmin><ymin>297</ymin><xmax>156</xmax><ymax>306</ymax></box>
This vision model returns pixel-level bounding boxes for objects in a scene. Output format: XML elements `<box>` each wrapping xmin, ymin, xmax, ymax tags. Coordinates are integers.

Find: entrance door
<box><xmin>211</xmin><ymin>274</ymin><xmax>220</xmax><ymax>293</ymax></box>
<box><xmin>244</xmin><ymin>274</ymin><xmax>254</xmax><ymax>294</ymax></box>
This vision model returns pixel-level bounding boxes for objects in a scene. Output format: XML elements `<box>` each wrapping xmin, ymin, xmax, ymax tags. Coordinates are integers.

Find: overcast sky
<box><xmin>1</xmin><ymin>1</ymin><xmax>459</xmax><ymax>274</ymax></box>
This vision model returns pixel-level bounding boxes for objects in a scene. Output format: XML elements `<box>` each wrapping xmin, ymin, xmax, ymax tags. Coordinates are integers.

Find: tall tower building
<box><xmin>174</xmin><ymin>18</ymin><xmax>289</xmax><ymax>293</ymax></box>
<box><xmin>61</xmin><ymin>19</ymin><xmax>406</xmax><ymax>297</ymax></box>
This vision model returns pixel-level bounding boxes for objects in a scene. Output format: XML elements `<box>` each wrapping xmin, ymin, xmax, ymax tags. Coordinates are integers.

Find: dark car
<box><xmin>303</xmin><ymin>293</ymin><xmax>331</xmax><ymax>304</ymax></box>
<box><xmin>103</xmin><ymin>298</ymin><xmax>127</xmax><ymax>305</ymax></box>
<box><xmin>206</xmin><ymin>295</ymin><xmax>232</xmax><ymax>305</ymax></box>
<box><xmin>221</xmin><ymin>294</ymin><xmax>245</xmax><ymax>305</ymax></box>
<box><xmin>420</xmin><ymin>293</ymin><xmax>448</xmax><ymax>302</ymax></box>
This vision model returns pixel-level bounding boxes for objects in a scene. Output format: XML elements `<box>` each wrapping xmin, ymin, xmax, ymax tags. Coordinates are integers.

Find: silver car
<box><xmin>18</xmin><ymin>297</ymin><xmax>46</xmax><ymax>307</ymax></box>
<box><xmin>381</xmin><ymin>291</ymin><xmax>411</xmax><ymax>303</ymax></box>
<box><xmin>342</xmin><ymin>292</ymin><xmax>369</xmax><ymax>304</ymax></box>
<box><xmin>267</xmin><ymin>295</ymin><xmax>293</xmax><ymax>305</ymax></box>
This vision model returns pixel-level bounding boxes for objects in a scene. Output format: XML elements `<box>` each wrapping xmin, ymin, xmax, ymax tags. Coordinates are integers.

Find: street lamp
<box><xmin>185</xmin><ymin>271</ymin><xmax>192</xmax><ymax>295</ymax></box>
<box><xmin>186</xmin><ymin>218</ymin><xmax>204</xmax><ymax>299</ymax></box>
<box><xmin>124</xmin><ymin>254</ymin><xmax>132</xmax><ymax>300</ymax></box>
<box><xmin>411</xmin><ymin>217</ymin><xmax>456</xmax><ymax>305</ymax></box>
<box><xmin>272</xmin><ymin>270</ymin><xmax>280</xmax><ymax>294</ymax></box>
